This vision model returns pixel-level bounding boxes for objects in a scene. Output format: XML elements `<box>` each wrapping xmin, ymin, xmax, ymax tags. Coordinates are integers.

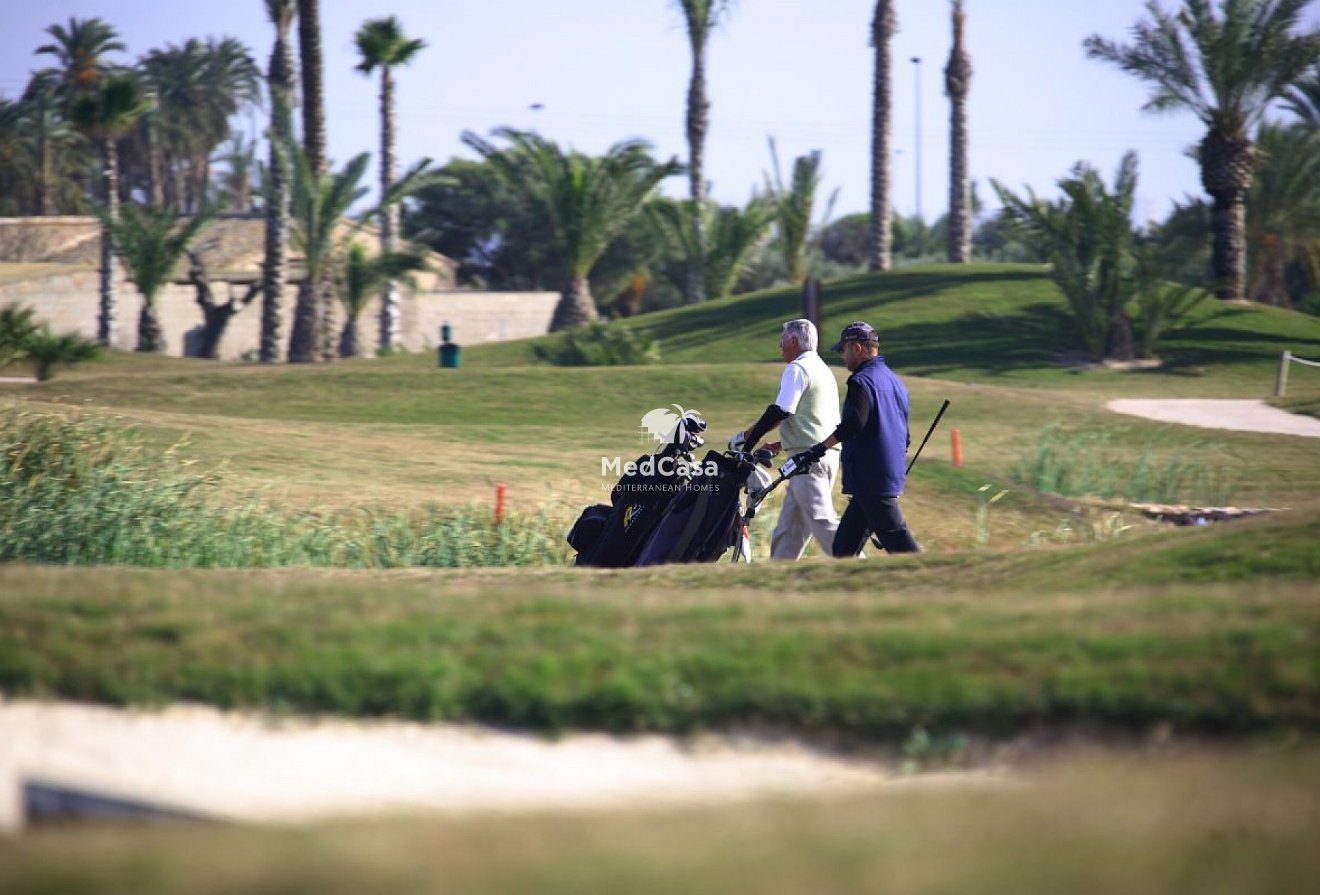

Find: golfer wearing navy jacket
<box><xmin>787</xmin><ymin>321</ymin><xmax>921</xmax><ymax>556</ymax></box>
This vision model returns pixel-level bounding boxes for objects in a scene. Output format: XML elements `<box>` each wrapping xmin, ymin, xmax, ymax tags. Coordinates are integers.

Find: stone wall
<box><xmin>0</xmin><ymin>265</ymin><xmax>557</xmax><ymax>359</ymax></box>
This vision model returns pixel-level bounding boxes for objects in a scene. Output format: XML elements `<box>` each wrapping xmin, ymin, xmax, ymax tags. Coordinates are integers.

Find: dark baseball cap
<box><xmin>830</xmin><ymin>321</ymin><xmax>879</xmax><ymax>351</ymax></box>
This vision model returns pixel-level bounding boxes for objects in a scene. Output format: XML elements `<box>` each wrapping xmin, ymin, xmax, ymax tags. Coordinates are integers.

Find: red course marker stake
<box><xmin>951</xmin><ymin>429</ymin><xmax>963</xmax><ymax>467</ymax></box>
<box><xmin>495</xmin><ymin>483</ymin><xmax>507</xmax><ymax>524</ymax></box>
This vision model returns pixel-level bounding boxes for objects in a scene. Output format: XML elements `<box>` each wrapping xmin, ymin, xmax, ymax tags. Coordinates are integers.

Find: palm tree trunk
<box><xmin>339</xmin><ymin>314</ymin><xmax>360</xmax><ymax>358</ymax></box>
<box><xmin>288</xmin><ymin>279</ymin><xmax>318</xmax><ymax>362</ymax></box>
<box><xmin>685</xmin><ymin>41</ymin><xmax>709</xmax><ymax>304</ymax></box>
<box><xmin>261</xmin><ymin>30</ymin><xmax>295</xmax><ymax>364</ymax></box>
<box><xmin>137</xmin><ymin>299</ymin><xmax>164</xmax><ymax>353</ymax></box>
<box><xmin>98</xmin><ymin>137</ymin><xmax>120</xmax><ymax>347</ymax></box>
<box><xmin>36</xmin><ymin>108</ymin><xmax>54</xmax><ymax>215</ymax></box>
<box><xmin>378</xmin><ymin>65</ymin><xmax>401</xmax><ymax>352</ymax></box>
<box><xmin>1200</xmin><ymin>129</ymin><xmax>1254</xmax><ymax>301</ymax></box>
<box><xmin>1210</xmin><ymin>194</ymin><xmax>1248</xmax><ymax>300</ymax></box>
<box><xmin>868</xmin><ymin>1</ymin><xmax>896</xmax><ymax>272</ymax></box>
<box><xmin>945</xmin><ymin>0</ymin><xmax>972</xmax><ymax>264</ymax></box>
<box><xmin>298</xmin><ymin>0</ymin><xmax>328</xmax><ymax>178</ymax></box>
<box><xmin>1105</xmin><ymin>310</ymin><xmax>1134</xmax><ymax>362</ymax></box>
<box><xmin>146</xmin><ymin>113</ymin><xmax>165</xmax><ymax>208</ymax></box>
<box><xmin>550</xmin><ymin>275</ymin><xmax>598</xmax><ymax>332</ymax></box>
<box><xmin>316</xmin><ymin>275</ymin><xmax>338</xmax><ymax>361</ymax></box>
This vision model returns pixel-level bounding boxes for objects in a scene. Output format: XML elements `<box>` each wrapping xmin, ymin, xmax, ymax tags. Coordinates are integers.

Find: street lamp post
<box><xmin>911</xmin><ymin>56</ymin><xmax>922</xmax><ymax>222</ymax></box>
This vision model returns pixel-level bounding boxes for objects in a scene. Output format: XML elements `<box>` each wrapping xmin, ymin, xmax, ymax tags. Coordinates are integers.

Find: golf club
<box><xmin>906</xmin><ymin>399</ymin><xmax>951</xmax><ymax>474</ymax></box>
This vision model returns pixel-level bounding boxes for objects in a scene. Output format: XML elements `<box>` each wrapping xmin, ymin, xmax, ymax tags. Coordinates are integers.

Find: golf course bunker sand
<box><xmin>0</xmin><ymin>700</ymin><xmax>965</xmax><ymax>831</ymax></box>
<box><xmin>1107</xmin><ymin>398</ymin><xmax>1320</xmax><ymax>438</ymax></box>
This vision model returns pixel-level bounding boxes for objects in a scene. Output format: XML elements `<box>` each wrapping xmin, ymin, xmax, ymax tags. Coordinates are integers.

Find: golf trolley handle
<box><xmin>744</xmin><ymin>459</ymin><xmax>806</xmax><ymax>518</ymax></box>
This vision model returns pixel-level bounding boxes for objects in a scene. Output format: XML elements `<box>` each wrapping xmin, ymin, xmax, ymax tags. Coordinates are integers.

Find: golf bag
<box><xmin>633</xmin><ymin>450</ymin><xmax>762</xmax><ymax>566</ymax></box>
<box><xmin>571</xmin><ymin>414</ymin><xmax>707</xmax><ymax>567</ymax></box>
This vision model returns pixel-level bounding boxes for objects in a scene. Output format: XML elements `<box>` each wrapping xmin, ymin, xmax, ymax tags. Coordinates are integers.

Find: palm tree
<box><xmin>34</xmin><ymin>17</ymin><xmax>125</xmax><ymax>103</ymax></box>
<box><xmin>24</xmin><ymin>327</ymin><xmax>101</xmax><ymax>382</ymax></box>
<box><xmin>1245</xmin><ymin>122</ymin><xmax>1320</xmax><ymax>306</ymax></box>
<box><xmin>674</xmin><ymin>0</ymin><xmax>732</xmax><ymax>305</ymax></box>
<box><xmin>993</xmin><ymin>153</ymin><xmax>1142</xmax><ymax>362</ymax></box>
<box><xmin>69</xmin><ymin>75</ymin><xmax>151</xmax><ymax>347</ymax></box>
<box><xmin>462</xmin><ymin>128</ymin><xmax>681</xmax><ymax>331</ymax></box>
<box><xmin>651</xmin><ymin>195</ymin><xmax>774</xmax><ymax>300</ymax></box>
<box><xmin>298</xmin><ymin>0</ymin><xmax>328</xmax><ymax>178</ymax></box>
<box><xmin>215</xmin><ymin>134</ymin><xmax>258</xmax><ymax>213</ymax></box>
<box><xmin>338</xmin><ymin>243</ymin><xmax>428</xmax><ymax>357</ymax></box>
<box><xmin>261</xmin><ymin>0</ymin><xmax>297</xmax><ymax>364</ymax></box>
<box><xmin>1284</xmin><ymin>63</ymin><xmax>1320</xmax><ymax>127</ymax></box>
<box><xmin>138</xmin><ymin>38</ymin><xmax>261</xmax><ymax>212</ymax></box>
<box><xmin>944</xmin><ymin>0</ymin><xmax>972</xmax><ymax>263</ymax></box>
<box><xmin>355</xmin><ymin>16</ymin><xmax>426</xmax><ymax>354</ymax></box>
<box><xmin>0</xmin><ymin>304</ymin><xmax>41</xmax><ymax>369</ymax></box>
<box><xmin>109</xmin><ymin>203</ymin><xmax>213</xmax><ymax>352</ymax></box>
<box><xmin>1085</xmin><ymin>0</ymin><xmax>1320</xmax><ymax>301</ymax></box>
<box><xmin>287</xmin><ymin>149</ymin><xmax>371</xmax><ymax>362</ymax></box>
<box><xmin>765</xmin><ymin>139</ymin><xmax>837</xmax><ymax>285</ymax></box>
<box><xmin>868</xmin><ymin>1</ymin><xmax>897</xmax><ymax>272</ymax></box>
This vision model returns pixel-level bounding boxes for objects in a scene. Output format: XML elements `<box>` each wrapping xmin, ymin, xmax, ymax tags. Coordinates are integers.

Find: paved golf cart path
<box><xmin>0</xmin><ymin>700</ymin><xmax>991</xmax><ymax>831</ymax></box>
<box><xmin>1107</xmin><ymin>398</ymin><xmax>1320</xmax><ymax>438</ymax></box>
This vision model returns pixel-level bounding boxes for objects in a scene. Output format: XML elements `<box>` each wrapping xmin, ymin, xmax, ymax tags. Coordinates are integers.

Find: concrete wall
<box><xmin>0</xmin><ymin>266</ymin><xmax>557</xmax><ymax>360</ymax></box>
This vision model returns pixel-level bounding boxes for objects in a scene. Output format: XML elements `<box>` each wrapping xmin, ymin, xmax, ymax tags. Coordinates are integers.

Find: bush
<box><xmin>533</xmin><ymin>321</ymin><xmax>661</xmax><ymax>366</ymax></box>
<box><xmin>0</xmin><ymin>303</ymin><xmax>100</xmax><ymax>380</ymax></box>
<box><xmin>1011</xmin><ymin>422</ymin><xmax>1243</xmax><ymax>505</ymax></box>
<box><xmin>0</xmin><ymin>409</ymin><xmax>569</xmax><ymax>568</ymax></box>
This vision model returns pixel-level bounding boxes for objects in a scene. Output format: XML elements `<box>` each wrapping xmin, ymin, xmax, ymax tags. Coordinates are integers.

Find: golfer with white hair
<box><xmin>730</xmin><ymin>318</ymin><xmax>842</xmax><ymax>559</ymax></box>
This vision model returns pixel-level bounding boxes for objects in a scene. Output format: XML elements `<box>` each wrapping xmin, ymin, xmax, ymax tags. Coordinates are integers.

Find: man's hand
<box><xmin>786</xmin><ymin>442</ymin><xmax>827</xmax><ymax>475</ymax></box>
<box><xmin>764</xmin><ymin>440</ymin><xmax>782</xmax><ymax>456</ymax></box>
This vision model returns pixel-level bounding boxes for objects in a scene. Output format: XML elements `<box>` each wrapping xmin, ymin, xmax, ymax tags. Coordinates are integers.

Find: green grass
<box><xmin>1273</xmin><ymin>392</ymin><xmax>1320</xmax><ymax>419</ymax></box>
<box><xmin>3</xmin><ymin>748</ymin><xmax>1317</xmax><ymax>895</ymax></box>
<box><xmin>0</xmin><ymin>408</ymin><xmax>570</xmax><ymax>568</ymax></box>
<box><xmin>2</xmin><ymin>263</ymin><xmax>1319</xmax><ymax>745</ymax></box>
<box><xmin>461</xmin><ymin>265</ymin><xmax>1320</xmax><ymax>395</ymax></box>
<box><xmin>1010</xmin><ymin>422</ymin><xmax>1246</xmax><ymax>505</ymax></box>
<box><xmin>2</xmin><ymin>509</ymin><xmax>1317</xmax><ymax>739</ymax></box>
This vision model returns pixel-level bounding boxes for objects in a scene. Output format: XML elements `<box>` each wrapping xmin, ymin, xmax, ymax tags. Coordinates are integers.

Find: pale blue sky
<box><xmin>4</xmin><ymin>1</ymin><xmax>1318</xmax><ymax>224</ymax></box>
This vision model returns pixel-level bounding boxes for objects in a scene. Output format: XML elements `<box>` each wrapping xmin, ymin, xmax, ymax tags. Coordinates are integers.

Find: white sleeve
<box><xmin>774</xmin><ymin>362</ymin><xmax>810</xmax><ymax>414</ymax></box>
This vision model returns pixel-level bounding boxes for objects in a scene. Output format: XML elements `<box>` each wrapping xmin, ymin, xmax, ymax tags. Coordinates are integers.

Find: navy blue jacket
<box><xmin>836</xmin><ymin>356</ymin><xmax>910</xmax><ymax>497</ymax></box>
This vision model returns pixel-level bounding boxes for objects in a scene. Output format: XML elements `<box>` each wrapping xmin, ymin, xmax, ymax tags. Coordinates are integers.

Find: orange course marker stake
<box><xmin>495</xmin><ymin>483</ymin><xmax>507</xmax><ymax>524</ymax></box>
<box><xmin>951</xmin><ymin>429</ymin><xmax>963</xmax><ymax>467</ymax></box>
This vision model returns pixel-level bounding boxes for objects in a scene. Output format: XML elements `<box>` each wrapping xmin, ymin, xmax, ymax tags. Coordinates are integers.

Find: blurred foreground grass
<box><xmin>2</xmin><ymin>508</ymin><xmax>1317</xmax><ymax>739</ymax></box>
<box><xmin>2</xmin><ymin>748</ymin><xmax>1317</xmax><ymax>894</ymax></box>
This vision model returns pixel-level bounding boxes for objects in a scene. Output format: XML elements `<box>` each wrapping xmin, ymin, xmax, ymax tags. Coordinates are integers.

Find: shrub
<box><xmin>1011</xmin><ymin>423</ymin><xmax>1243</xmax><ymax>506</ymax></box>
<box><xmin>534</xmin><ymin>321</ymin><xmax>660</xmax><ymax>366</ymax></box>
<box><xmin>0</xmin><ymin>409</ymin><xmax>569</xmax><ymax>568</ymax></box>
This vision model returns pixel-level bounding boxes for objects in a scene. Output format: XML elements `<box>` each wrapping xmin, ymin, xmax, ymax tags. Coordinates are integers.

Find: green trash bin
<box><xmin>438</xmin><ymin>323</ymin><xmax>461</xmax><ymax>368</ymax></box>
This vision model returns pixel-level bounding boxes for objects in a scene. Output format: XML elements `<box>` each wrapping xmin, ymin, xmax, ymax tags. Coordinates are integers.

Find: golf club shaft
<box><xmin>906</xmin><ymin>399</ymin><xmax>951</xmax><ymax>474</ymax></box>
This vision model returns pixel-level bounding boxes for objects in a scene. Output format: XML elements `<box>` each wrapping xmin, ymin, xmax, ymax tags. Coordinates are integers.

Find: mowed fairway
<box><xmin>2</xmin><ymin>265</ymin><xmax>1319</xmax><ymax>892</ymax></box>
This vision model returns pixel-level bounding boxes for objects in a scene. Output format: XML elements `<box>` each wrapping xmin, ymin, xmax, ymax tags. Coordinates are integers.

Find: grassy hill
<box><xmin>463</xmin><ymin>264</ymin><xmax>1320</xmax><ymax>396</ymax></box>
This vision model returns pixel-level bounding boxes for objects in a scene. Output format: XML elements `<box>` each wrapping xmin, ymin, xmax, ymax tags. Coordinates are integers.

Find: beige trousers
<box><xmin>770</xmin><ymin>451</ymin><xmax>840</xmax><ymax>560</ymax></box>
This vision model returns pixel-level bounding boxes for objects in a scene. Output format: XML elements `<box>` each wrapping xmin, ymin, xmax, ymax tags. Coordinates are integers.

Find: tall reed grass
<box><xmin>0</xmin><ymin>409</ymin><xmax>569</xmax><ymax>568</ymax></box>
<box><xmin>1012</xmin><ymin>423</ymin><xmax>1243</xmax><ymax>505</ymax></box>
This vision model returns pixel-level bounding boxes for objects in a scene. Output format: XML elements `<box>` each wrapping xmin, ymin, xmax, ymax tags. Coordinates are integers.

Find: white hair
<box><xmin>782</xmin><ymin>319</ymin><xmax>817</xmax><ymax>352</ymax></box>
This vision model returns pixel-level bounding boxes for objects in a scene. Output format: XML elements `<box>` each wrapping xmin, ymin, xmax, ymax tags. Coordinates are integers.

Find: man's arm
<box><xmin>741</xmin><ymin>404</ymin><xmax>789</xmax><ymax>451</ymax></box>
<box><xmin>819</xmin><ymin>378</ymin><xmax>872</xmax><ymax>450</ymax></box>
<box><xmin>736</xmin><ymin>362</ymin><xmax>807</xmax><ymax>451</ymax></box>
<box><xmin>787</xmin><ymin>378</ymin><xmax>872</xmax><ymax>471</ymax></box>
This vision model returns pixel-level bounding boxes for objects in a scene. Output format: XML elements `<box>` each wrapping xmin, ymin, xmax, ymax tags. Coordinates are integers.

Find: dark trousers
<box><xmin>831</xmin><ymin>494</ymin><xmax>921</xmax><ymax>557</ymax></box>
